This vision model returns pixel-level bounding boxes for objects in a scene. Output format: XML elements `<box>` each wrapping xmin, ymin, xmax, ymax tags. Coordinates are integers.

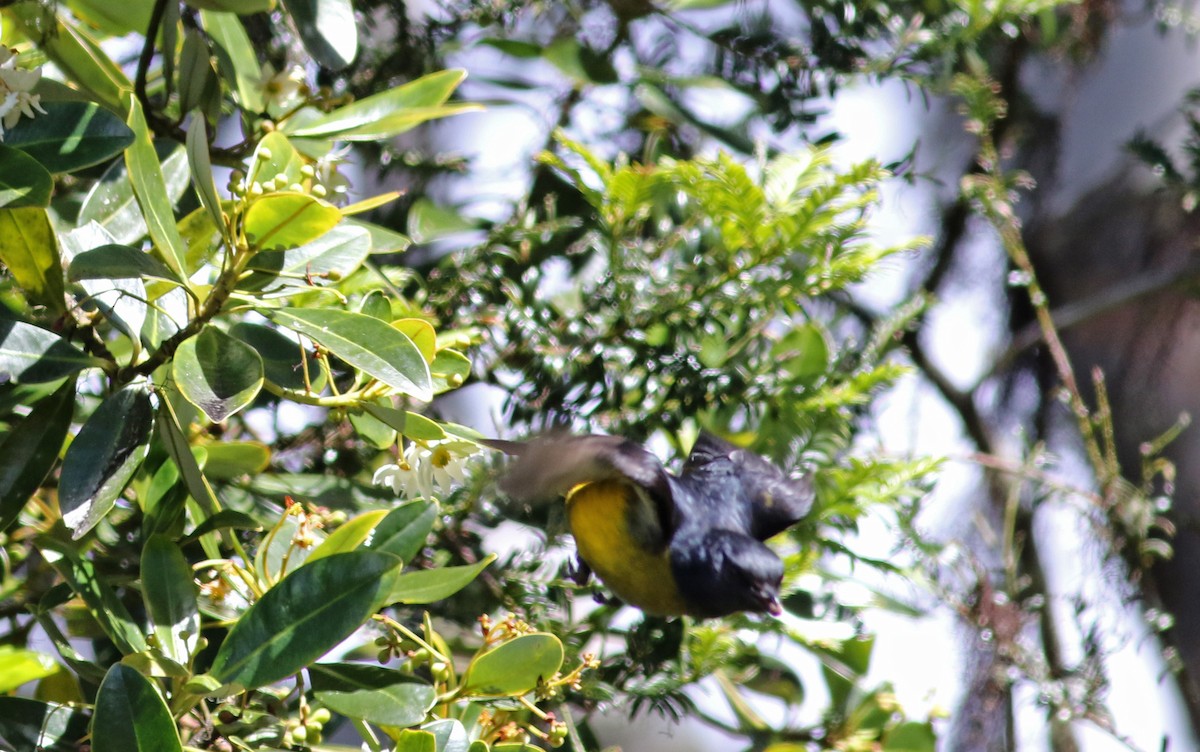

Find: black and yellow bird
<box><xmin>483</xmin><ymin>432</ymin><xmax>813</xmax><ymax>618</ymax></box>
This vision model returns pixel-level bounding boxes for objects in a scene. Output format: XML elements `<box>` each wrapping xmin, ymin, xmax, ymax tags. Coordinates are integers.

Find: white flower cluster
<box><xmin>0</xmin><ymin>46</ymin><xmax>45</xmax><ymax>140</ymax></box>
<box><xmin>373</xmin><ymin>439</ymin><xmax>480</xmax><ymax>500</ymax></box>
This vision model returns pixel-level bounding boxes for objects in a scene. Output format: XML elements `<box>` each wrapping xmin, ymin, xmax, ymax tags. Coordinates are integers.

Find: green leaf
<box><xmin>0</xmin><ymin>320</ymin><xmax>99</xmax><ymax>384</ymax></box>
<box><xmin>185</xmin><ymin>0</ymin><xmax>272</xmax><ymax>12</ymax></box>
<box><xmin>209</xmin><ymin>550</ymin><xmax>403</xmax><ymax>690</ymax></box>
<box><xmin>310</xmin><ymin>663</ymin><xmax>436</xmax><ymax>727</ymax></box>
<box><xmin>460</xmin><ymin>632</ymin><xmax>564</xmax><ymax>698</ymax></box>
<box><xmin>348</xmin><ymin>407</ymin><xmax>398</xmax><ymax>449</ymax></box>
<box><xmin>384</xmin><ymin>556</ymin><xmax>495</xmax><ymax>606</ymax></box>
<box><xmin>0</xmin><ymin>645</ymin><xmax>58</xmax><ymax>692</ymax></box>
<box><xmin>228</xmin><ymin>321</ymin><xmax>326</xmax><ymax>392</ymax></box>
<box><xmin>359</xmin><ymin>289</ymin><xmax>393</xmax><ymax>320</ymax></box>
<box><xmin>772</xmin><ymin>323</ymin><xmax>829</xmax><ymax>381</ymax></box>
<box><xmin>0</xmin><ymin>379</ymin><xmax>74</xmax><ymax>532</ymax></box>
<box><xmin>266</xmin><ymin>307</ymin><xmax>433</xmax><ymax>401</ymax></box>
<box><xmin>153</xmin><ymin>396</ymin><xmax>221</xmax><ymax>519</ymax></box>
<box><xmin>424</xmin><ymin>719</ymin><xmax>471</xmax><ymax>752</ymax></box>
<box><xmin>0</xmin><ymin>143</ymin><xmax>52</xmax><ymax>208</ymax></box>
<box><xmin>9</xmin><ymin>9</ymin><xmax>131</xmax><ymax>112</ymax></box>
<box><xmin>407</xmin><ymin>198</ymin><xmax>480</xmax><ymax>244</ymax></box>
<box><xmin>363</xmin><ymin>404</ymin><xmax>446</xmax><ymax>441</ymax></box>
<box><xmin>92</xmin><ymin>664</ymin><xmax>182</xmax><ymax>752</ymax></box>
<box><xmin>280</xmin><ymin>0</ymin><xmax>358</xmax><ymax>71</ymax></box>
<box><xmin>248</xmin><ymin>131</ymin><xmax>306</xmax><ymax>188</ymax></box>
<box><xmin>79</xmin><ymin>140</ymin><xmax>190</xmax><ymax>246</ymax></box>
<box><xmin>200</xmin><ymin>441</ymin><xmax>270</xmax><ymax>479</ymax></box>
<box><xmin>287</xmin><ymin>69</ymin><xmax>472</xmax><ymax>140</ymax></box>
<box><xmin>883</xmin><ymin>721</ymin><xmax>937</xmax><ymax>751</ymax></box>
<box><xmin>68</xmin><ymin>244</ymin><xmax>179</xmax><ymax>283</ymax></box>
<box><xmin>4</xmin><ymin>101</ymin><xmax>133</xmax><ymax>174</ymax></box>
<box><xmin>178</xmin><ymin>29</ymin><xmax>221</xmax><ymax>123</ymax></box>
<box><xmin>0</xmin><ymin>208</ymin><xmax>66</xmax><ymax>311</ymax></box>
<box><xmin>125</xmin><ymin>94</ymin><xmax>189</xmax><ymax>285</ymax></box>
<box><xmin>395</xmin><ymin>730</ymin><xmax>437</xmax><ymax>752</ymax></box>
<box><xmin>362</xmin><ymin>499</ymin><xmax>437</xmax><ymax>561</ymax></box>
<box><xmin>391</xmin><ymin>319</ymin><xmax>436</xmax><ymax>362</ymax></box>
<box><xmin>185</xmin><ymin>112</ymin><xmax>226</xmax><ymax>235</ymax></box>
<box><xmin>306</xmin><ymin>509</ymin><xmax>389</xmax><ymax>563</ymax></box>
<box><xmin>38</xmin><ymin>538</ymin><xmax>148</xmax><ymax>654</ymax></box>
<box><xmin>430</xmin><ymin>349</ymin><xmax>471</xmax><ymax>395</ymax></box>
<box><xmin>183</xmin><ymin>508</ymin><xmax>261</xmax><ymax>543</ymax></box>
<box><xmin>141</xmin><ymin>535</ymin><xmax>200</xmax><ymax>666</ymax></box>
<box><xmin>0</xmin><ymin>697</ymin><xmax>90</xmax><ymax>752</ymax></box>
<box><xmin>243</xmin><ymin>192</ymin><xmax>342</xmax><ymax>251</ymax></box>
<box><xmin>173</xmin><ymin>325</ymin><xmax>264</xmax><ymax>422</ymax></box>
<box><xmin>200</xmin><ymin>10</ymin><xmax>266</xmax><ymax>112</ymax></box>
<box><xmin>66</xmin><ymin>0</ymin><xmax>153</xmax><ymax>35</ymax></box>
<box><xmin>350</xmin><ymin>218</ymin><xmax>412</xmax><ymax>254</ymax></box>
<box><xmin>242</xmin><ymin>223</ymin><xmax>371</xmax><ymax>292</ymax></box>
<box><xmin>58</xmin><ymin>382</ymin><xmax>155</xmax><ymax>538</ymax></box>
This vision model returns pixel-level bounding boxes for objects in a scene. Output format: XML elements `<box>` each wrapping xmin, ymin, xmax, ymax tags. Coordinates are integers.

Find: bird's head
<box><xmin>670</xmin><ymin>528</ymin><xmax>784</xmax><ymax>618</ymax></box>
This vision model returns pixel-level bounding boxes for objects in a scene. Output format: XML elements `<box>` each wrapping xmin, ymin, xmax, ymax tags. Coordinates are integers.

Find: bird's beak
<box><xmin>766</xmin><ymin>596</ymin><xmax>782</xmax><ymax>616</ymax></box>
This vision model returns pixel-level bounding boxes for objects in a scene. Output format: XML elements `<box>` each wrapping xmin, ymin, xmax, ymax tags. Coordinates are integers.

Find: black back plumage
<box><xmin>485</xmin><ymin>431</ymin><xmax>814</xmax><ymax>617</ymax></box>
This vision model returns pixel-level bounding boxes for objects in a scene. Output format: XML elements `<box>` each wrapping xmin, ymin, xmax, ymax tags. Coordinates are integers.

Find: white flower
<box><xmin>258</xmin><ymin>62</ymin><xmax>308</xmax><ymax>112</ymax></box>
<box><xmin>373</xmin><ymin>440</ymin><xmax>480</xmax><ymax>500</ymax></box>
<box><xmin>0</xmin><ymin>45</ymin><xmax>45</xmax><ymax>140</ymax></box>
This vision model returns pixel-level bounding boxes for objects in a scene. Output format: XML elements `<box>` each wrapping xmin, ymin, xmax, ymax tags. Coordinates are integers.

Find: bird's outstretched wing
<box><xmin>481</xmin><ymin>434</ymin><xmax>673</xmax><ymax>507</ymax></box>
<box><xmin>683</xmin><ymin>432</ymin><xmax>814</xmax><ymax>541</ymax></box>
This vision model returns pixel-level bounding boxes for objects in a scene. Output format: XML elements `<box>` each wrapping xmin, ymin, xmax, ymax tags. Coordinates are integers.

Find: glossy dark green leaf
<box><xmin>178</xmin><ymin>29</ymin><xmax>221</xmax><ymax>123</ymax></box>
<box><xmin>280</xmin><ymin>0</ymin><xmax>358</xmax><ymax>71</ymax></box>
<box><xmin>385</xmin><ymin>556</ymin><xmax>495</xmax><ymax>606</ymax></box>
<box><xmin>141</xmin><ymin>535</ymin><xmax>200</xmax><ymax>665</ymax></box>
<box><xmin>92</xmin><ymin>664</ymin><xmax>181</xmax><ymax>752</ymax></box>
<box><xmin>185</xmin><ymin>112</ymin><xmax>226</xmax><ymax>234</ymax></box>
<box><xmin>125</xmin><ymin>95</ymin><xmax>189</xmax><ymax>285</ymax></box>
<box><xmin>68</xmin><ymin>244</ymin><xmax>178</xmax><ymax>283</ymax></box>
<box><xmin>242</xmin><ymin>223</ymin><xmax>371</xmax><ymax>292</ymax></box>
<box><xmin>200</xmin><ymin>10</ymin><xmax>266</xmax><ymax>112</ymax></box>
<box><xmin>0</xmin><ymin>143</ymin><xmax>52</xmax><ymax>208</ymax></box>
<box><xmin>67</xmin><ymin>0</ymin><xmax>154</xmax><ymax>35</ymax></box>
<box><xmin>310</xmin><ymin>663</ymin><xmax>436</xmax><ymax>727</ymax></box>
<box><xmin>243</xmin><ymin>192</ymin><xmax>341</xmax><ymax>251</ymax></box>
<box><xmin>0</xmin><ymin>379</ymin><xmax>74</xmax><ymax>532</ymax></box>
<box><xmin>38</xmin><ymin>538</ymin><xmax>147</xmax><ymax>654</ymax></box>
<box><xmin>0</xmin><ymin>208</ymin><xmax>66</xmax><ymax>312</ymax></box>
<box><xmin>363</xmin><ymin>499</ymin><xmax>436</xmax><ymax>561</ymax></box>
<box><xmin>460</xmin><ymin>633</ymin><xmax>564</xmax><ymax>698</ymax></box>
<box><xmin>0</xmin><ymin>322</ymin><xmax>97</xmax><ymax>384</ymax></box>
<box><xmin>287</xmin><ymin>69</ymin><xmax>471</xmax><ymax>140</ymax></box>
<box><xmin>209</xmin><ymin>551</ymin><xmax>403</xmax><ymax>690</ymax></box>
<box><xmin>79</xmin><ymin>141</ymin><xmax>190</xmax><ymax>246</ymax></box>
<box><xmin>58</xmin><ymin>382</ymin><xmax>154</xmax><ymax>538</ymax></box>
<box><xmin>267</xmin><ymin>307</ymin><xmax>432</xmax><ymax>401</ymax></box>
<box><xmin>153</xmin><ymin>396</ymin><xmax>220</xmax><ymax>519</ymax></box>
<box><xmin>0</xmin><ymin>697</ymin><xmax>90</xmax><ymax>752</ymax></box>
<box><xmin>173</xmin><ymin>325</ymin><xmax>264</xmax><ymax>422</ymax></box>
<box><xmin>228</xmin><ymin>321</ymin><xmax>326</xmax><ymax>392</ymax></box>
<box><xmin>4</xmin><ymin>101</ymin><xmax>133</xmax><ymax>173</ymax></box>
